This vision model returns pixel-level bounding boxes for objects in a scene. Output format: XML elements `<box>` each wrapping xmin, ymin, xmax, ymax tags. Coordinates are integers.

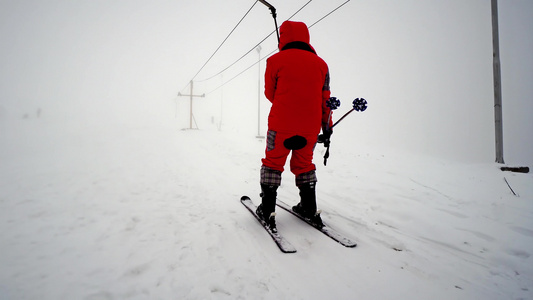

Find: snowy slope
<box><xmin>1</xmin><ymin>117</ymin><xmax>532</xmax><ymax>300</ymax></box>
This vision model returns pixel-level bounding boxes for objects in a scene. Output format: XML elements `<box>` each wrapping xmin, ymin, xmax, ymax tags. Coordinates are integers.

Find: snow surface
<box><xmin>1</xmin><ymin>114</ymin><xmax>532</xmax><ymax>300</ymax></box>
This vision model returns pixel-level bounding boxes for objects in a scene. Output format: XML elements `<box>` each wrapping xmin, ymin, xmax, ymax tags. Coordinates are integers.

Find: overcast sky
<box><xmin>1</xmin><ymin>0</ymin><xmax>531</xmax><ymax>166</ymax></box>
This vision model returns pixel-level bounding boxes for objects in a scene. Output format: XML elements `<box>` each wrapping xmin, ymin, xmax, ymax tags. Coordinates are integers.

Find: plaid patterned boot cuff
<box><xmin>295</xmin><ymin>170</ymin><xmax>317</xmax><ymax>187</ymax></box>
<box><xmin>260</xmin><ymin>166</ymin><xmax>282</xmax><ymax>186</ymax></box>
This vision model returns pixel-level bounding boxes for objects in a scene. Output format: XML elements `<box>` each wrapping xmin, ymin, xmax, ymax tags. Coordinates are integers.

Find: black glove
<box><xmin>317</xmin><ymin>128</ymin><xmax>332</xmax><ymax>147</ymax></box>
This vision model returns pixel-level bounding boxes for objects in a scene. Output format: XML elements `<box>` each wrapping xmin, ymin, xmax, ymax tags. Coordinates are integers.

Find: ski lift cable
<box><xmin>205</xmin><ymin>48</ymin><xmax>277</xmax><ymax>95</ymax></box>
<box><xmin>197</xmin><ymin>0</ymin><xmax>313</xmax><ymax>83</ymax></box>
<box><xmin>308</xmin><ymin>0</ymin><xmax>350</xmax><ymax>28</ymax></box>
<box><xmin>206</xmin><ymin>0</ymin><xmax>351</xmax><ymax>95</ymax></box>
<box><xmin>179</xmin><ymin>1</ymin><xmax>259</xmax><ymax>93</ymax></box>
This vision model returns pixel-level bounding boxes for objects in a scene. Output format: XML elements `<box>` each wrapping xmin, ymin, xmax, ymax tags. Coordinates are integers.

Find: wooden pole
<box><xmin>177</xmin><ymin>80</ymin><xmax>205</xmax><ymax>129</ymax></box>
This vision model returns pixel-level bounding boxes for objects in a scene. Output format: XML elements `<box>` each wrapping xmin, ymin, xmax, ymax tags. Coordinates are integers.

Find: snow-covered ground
<box><xmin>1</xmin><ymin>114</ymin><xmax>531</xmax><ymax>300</ymax></box>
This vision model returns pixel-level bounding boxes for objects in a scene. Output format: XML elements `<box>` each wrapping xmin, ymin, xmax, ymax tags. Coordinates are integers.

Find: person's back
<box><xmin>264</xmin><ymin>21</ymin><xmax>330</xmax><ymax>135</ymax></box>
<box><xmin>257</xmin><ymin>20</ymin><xmax>332</xmax><ymax>232</ymax></box>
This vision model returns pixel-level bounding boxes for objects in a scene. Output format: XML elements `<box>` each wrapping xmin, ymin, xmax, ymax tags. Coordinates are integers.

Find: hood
<box><xmin>278</xmin><ymin>21</ymin><xmax>312</xmax><ymax>51</ymax></box>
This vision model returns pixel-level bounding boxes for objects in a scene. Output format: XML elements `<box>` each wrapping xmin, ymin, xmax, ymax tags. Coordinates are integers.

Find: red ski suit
<box><xmin>261</xmin><ymin>21</ymin><xmax>332</xmax><ymax>180</ymax></box>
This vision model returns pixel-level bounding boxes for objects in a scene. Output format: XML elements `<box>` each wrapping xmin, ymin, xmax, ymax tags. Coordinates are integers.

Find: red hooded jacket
<box><xmin>264</xmin><ymin>21</ymin><xmax>332</xmax><ymax>135</ymax></box>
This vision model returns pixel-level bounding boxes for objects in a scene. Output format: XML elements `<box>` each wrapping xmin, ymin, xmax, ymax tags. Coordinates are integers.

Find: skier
<box><xmin>256</xmin><ymin>20</ymin><xmax>333</xmax><ymax>231</ymax></box>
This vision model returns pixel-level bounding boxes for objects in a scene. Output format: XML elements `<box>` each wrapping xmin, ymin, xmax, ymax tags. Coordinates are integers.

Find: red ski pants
<box><xmin>261</xmin><ymin>130</ymin><xmax>317</xmax><ymax>183</ymax></box>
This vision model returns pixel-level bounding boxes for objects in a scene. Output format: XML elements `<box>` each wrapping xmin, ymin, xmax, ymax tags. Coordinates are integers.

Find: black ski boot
<box><xmin>257</xmin><ymin>184</ymin><xmax>278</xmax><ymax>232</ymax></box>
<box><xmin>293</xmin><ymin>182</ymin><xmax>324</xmax><ymax>228</ymax></box>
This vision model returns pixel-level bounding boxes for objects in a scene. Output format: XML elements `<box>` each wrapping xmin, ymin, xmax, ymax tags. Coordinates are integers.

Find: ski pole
<box><xmin>258</xmin><ymin>0</ymin><xmax>280</xmax><ymax>45</ymax></box>
<box><xmin>322</xmin><ymin>97</ymin><xmax>340</xmax><ymax>166</ymax></box>
<box><xmin>322</xmin><ymin>97</ymin><xmax>368</xmax><ymax>165</ymax></box>
<box><xmin>331</xmin><ymin>98</ymin><xmax>367</xmax><ymax>129</ymax></box>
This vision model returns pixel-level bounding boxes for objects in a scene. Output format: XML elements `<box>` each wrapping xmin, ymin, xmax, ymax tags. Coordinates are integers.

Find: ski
<box><xmin>241</xmin><ymin>196</ymin><xmax>297</xmax><ymax>253</ymax></box>
<box><xmin>276</xmin><ymin>200</ymin><xmax>357</xmax><ymax>248</ymax></box>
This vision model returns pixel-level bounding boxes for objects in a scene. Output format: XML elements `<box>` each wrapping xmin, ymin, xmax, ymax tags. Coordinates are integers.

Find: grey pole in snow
<box><xmin>256</xmin><ymin>45</ymin><xmax>264</xmax><ymax>139</ymax></box>
<box><xmin>491</xmin><ymin>0</ymin><xmax>504</xmax><ymax>164</ymax></box>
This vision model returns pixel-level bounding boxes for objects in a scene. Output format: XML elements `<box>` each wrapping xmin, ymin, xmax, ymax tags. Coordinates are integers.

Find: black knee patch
<box><xmin>283</xmin><ymin>135</ymin><xmax>307</xmax><ymax>150</ymax></box>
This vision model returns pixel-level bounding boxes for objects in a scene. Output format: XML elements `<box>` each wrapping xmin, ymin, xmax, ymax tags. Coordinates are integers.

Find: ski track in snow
<box><xmin>1</xmin><ymin>119</ymin><xmax>532</xmax><ymax>300</ymax></box>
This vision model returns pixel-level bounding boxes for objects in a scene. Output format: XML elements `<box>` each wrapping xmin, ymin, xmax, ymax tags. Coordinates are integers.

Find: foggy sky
<box><xmin>1</xmin><ymin>0</ymin><xmax>532</xmax><ymax>166</ymax></box>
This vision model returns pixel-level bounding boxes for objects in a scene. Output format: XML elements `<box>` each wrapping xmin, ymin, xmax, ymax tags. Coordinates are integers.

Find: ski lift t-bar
<box><xmin>258</xmin><ymin>0</ymin><xmax>280</xmax><ymax>45</ymax></box>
